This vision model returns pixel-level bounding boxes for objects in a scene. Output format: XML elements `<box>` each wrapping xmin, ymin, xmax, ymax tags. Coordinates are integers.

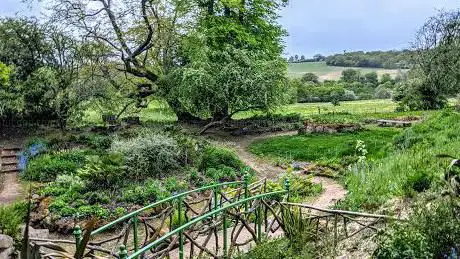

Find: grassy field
<box><xmin>82</xmin><ymin>99</ymin><xmax>442</xmax><ymax>126</ymax></box>
<box><xmin>288</xmin><ymin>62</ymin><xmax>405</xmax><ymax>80</ymax></box>
<box><xmin>249</xmin><ymin>126</ymin><xmax>401</xmax><ymax>165</ymax></box>
<box><xmin>235</xmin><ymin>99</ymin><xmax>398</xmax><ymax>119</ymax></box>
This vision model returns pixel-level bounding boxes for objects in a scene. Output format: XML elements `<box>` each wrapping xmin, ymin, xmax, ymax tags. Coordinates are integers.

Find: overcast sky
<box><xmin>1</xmin><ymin>0</ymin><xmax>459</xmax><ymax>57</ymax></box>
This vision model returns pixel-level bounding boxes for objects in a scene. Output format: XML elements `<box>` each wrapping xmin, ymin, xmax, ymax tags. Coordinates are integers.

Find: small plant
<box><xmin>119</xmin><ymin>179</ymin><xmax>169</xmax><ymax>205</ymax></box>
<box><xmin>354</xmin><ymin>140</ymin><xmax>368</xmax><ymax>164</ymax></box>
<box><xmin>374</xmin><ymin>198</ymin><xmax>460</xmax><ymax>258</ymax></box>
<box><xmin>0</xmin><ymin>202</ymin><xmax>26</xmax><ymax>238</ymax></box>
<box><xmin>23</xmin><ymin>150</ymin><xmax>88</xmax><ymax>181</ymax></box>
<box><xmin>205</xmin><ymin>166</ymin><xmax>238</xmax><ymax>182</ymax></box>
<box><xmin>171</xmin><ymin>210</ymin><xmax>187</xmax><ymax>230</ymax></box>
<box><xmin>281</xmin><ymin>206</ymin><xmax>317</xmax><ymax>251</ymax></box>
<box><xmin>77</xmin><ymin>153</ymin><xmax>125</xmax><ymax>190</ymax></box>
<box><xmin>188</xmin><ymin>168</ymin><xmax>207</xmax><ymax>187</ymax></box>
<box><xmin>164</xmin><ymin>177</ymin><xmax>189</xmax><ymax>193</ymax></box>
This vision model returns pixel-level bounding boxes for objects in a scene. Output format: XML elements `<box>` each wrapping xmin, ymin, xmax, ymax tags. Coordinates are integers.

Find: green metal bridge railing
<box><xmin>125</xmin><ymin>187</ymin><xmax>289</xmax><ymax>258</ymax></box>
<box><xmin>77</xmin><ymin>174</ymin><xmax>276</xmax><ymax>258</ymax></box>
<box><xmin>26</xmin><ymin>175</ymin><xmax>401</xmax><ymax>259</ymax></box>
<box><xmin>91</xmin><ymin>181</ymin><xmax>242</xmax><ymax>236</ymax></box>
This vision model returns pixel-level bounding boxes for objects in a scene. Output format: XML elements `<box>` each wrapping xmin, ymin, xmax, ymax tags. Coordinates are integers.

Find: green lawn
<box><xmin>249</xmin><ymin>126</ymin><xmax>402</xmax><ymax>164</ymax></box>
<box><xmin>81</xmin><ymin>98</ymin><xmax>450</xmax><ymax>126</ymax></box>
<box><xmin>288</xmin><ymin>62</ymin><xmax>404</xmax><ymax>80</ymax></box>
<box><xmin>81</xmin><ymin>100</ymin><xmax>177</xmax><ymax>125</ymax></box>
<box><xmin>235</xmin><ymin>99</ymin><xmax>398</xmax><ymax>119</ymax></box>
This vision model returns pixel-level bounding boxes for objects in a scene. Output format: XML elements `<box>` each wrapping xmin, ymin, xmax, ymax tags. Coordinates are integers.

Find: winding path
<box><xmin>167</xmin><ymin>131</ymin><xmax>347</xmax><ymax>258</ymax></box>
<box><xmin>211</xmin><ymin>131</ymin><xmax>346</xmax><ymax>209</ymax></box>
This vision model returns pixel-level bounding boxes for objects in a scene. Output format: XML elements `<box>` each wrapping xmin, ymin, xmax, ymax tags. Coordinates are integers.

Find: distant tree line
<box><xmin>288</xmin><ymin>54</ymin><xmax>326</xmax><ymax>63</ymax></box>
<box><xmin>288</xmin><ymin>69</ymin><xmax>404</xmax><ymax>105</ymax></box>
<box><xmin>325</xmin><ymin>50</ymin><xmax>414</xmax><ymax>69</ymax></box>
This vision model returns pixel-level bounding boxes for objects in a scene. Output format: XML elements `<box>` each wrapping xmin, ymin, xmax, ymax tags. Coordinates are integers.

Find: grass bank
<box><xmin>249</xmin><ymin>126</ymin><xmax>401</xmax><ymax>165</ymax></box>
<box><xmin>341</xmin><ymin>110</ymin><xmax>460</xmax><ymax>211</ymax></box>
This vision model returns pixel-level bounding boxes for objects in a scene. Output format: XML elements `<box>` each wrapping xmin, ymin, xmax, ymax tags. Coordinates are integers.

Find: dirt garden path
<box><xmin>210</xmin><ymin>131</ymin><xmax>347</xmax><ymax>209</ymax></box>
<box><xmin>167</xmin><ymin>131</ymin><xmax>347</xmax><ymax>258</ymax></box>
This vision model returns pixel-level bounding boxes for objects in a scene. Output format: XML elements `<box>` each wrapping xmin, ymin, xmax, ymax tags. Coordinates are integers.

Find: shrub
<box><xmin>280</xmin><ymin>172</ymin><xmax>322</xmax><ymax>202</ymax></box>
<box><xmin>375</xmin><ymin>86</ymin><xmax>392</xmax><ymax>99</ymax></box>
<box><xmin>164</xmin><ymin>177</ymin><xmax>189</xmax><ymax>193</ymax></box>
<box><xmin>83</xmin><ymin>191</ymin><xmax>111</xmax><ymax>205</ymax></box>
<box><xmin>0</xmin><ymin>202</ymin><xmax>26</xmax><ymax>238</ymax></box>
<box><xmin>174</xmin><ymin>134</ymin><xmax>205</xmax><ymax>167</ymax></box>
<box><xmin>77</xmin><ymin>153</ymin><xmax>126</xmax><ymax>190</ymax></box>
<box><xmin>119</xmin><ymin>179</ymin><xmax>169</xmax><ymax>205</ymax></box>
<box><xmin>41</xmin><ymin>175</ymin><xmax>86</xmax><ymax>197</ymax></box>
<box><xmin>75</xmin><ymin>205</ymin><xmax>110</xmax><ymax>219</ymax></box>
<box><xmin>111</xmin><ymin>131</ymin><xmax>181</xmax><ymax>179</ymax></box>
<box><xmin>83</xmin><ymin>134</ymin><xmax>113</xmax><ymax>150</ymax></box>
<box><xmin>199</xmin><ymin>147</ymin><xmax>243</xmax><ymax>171</ymax></box>
<box><xmin>23</xmin><ymin>150</ymin><xmax>87</xmax><ymax>181</ymax></box>
<box><xmin>205</xmin><ymin>166</ymin><xmax>238</xmax><ymax>183</ymax></box>
<box><xmin>403</xmin><ymin>170</ymin><xmax>433</xmax><ymax>197</ymax></box>
<box><xmin>188</xmin><ymin>168</ymin><xmax>207</xmax><ymax>187</ymax></box>
<box><xmin>375</xmin><ymin>198</ymin><xmax>460</xmax><ymax>258</ymax></box>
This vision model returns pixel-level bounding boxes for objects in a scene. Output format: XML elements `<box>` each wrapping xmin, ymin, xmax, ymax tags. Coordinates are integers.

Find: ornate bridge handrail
<box><xmin>91</xmin><ymin>181</ymin><xmax>243</xmax><ymax>236</ymax></box>
<box><xmin>128</xmin><ymin>189</ymin><xmax>288</xmax><ymax>259</ymax></box>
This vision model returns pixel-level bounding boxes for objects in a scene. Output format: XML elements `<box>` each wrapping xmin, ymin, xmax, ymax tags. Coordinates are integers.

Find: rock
<box><xmin>20</xmin><ymin>225</ymin><xmax>49</xmax><ymax>239</ymax></box>
<box><xmin>0</xmin><ymin>235</ymin><xmax>14</xmax><ymax>259</ymax></box>
<box><xmin>0</xmin><ymin>247</ymin><xmax>14</xmax><ymax>259</ymax></box>
<box><xmin>291</xmin><ymin>161</ymin><xmax>312</xmax><ymax>170</ymax></box>
<box><xmin>0</xmin><ymin>234</ymin><xmax>13</xmax><ymax>249</ymax></box>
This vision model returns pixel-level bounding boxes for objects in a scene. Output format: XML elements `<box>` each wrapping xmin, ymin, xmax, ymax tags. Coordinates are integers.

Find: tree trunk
<box><xmin>166</xmin><ymin>98</ymin><xmax>202</xmax><ymax>123</ymax></box>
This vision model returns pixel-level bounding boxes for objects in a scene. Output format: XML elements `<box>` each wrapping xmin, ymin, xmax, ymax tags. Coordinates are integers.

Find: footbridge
<box><xmin>27</xmin><ymin>177</ymin><xmax>398</xmax><ymax>258</ymax></box>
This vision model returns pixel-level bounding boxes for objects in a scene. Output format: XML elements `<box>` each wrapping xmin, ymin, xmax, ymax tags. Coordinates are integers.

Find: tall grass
<box><xmin>341</xmin><ymin>110</ymin><xmax>460</xmax><ymax>211</ymax></box>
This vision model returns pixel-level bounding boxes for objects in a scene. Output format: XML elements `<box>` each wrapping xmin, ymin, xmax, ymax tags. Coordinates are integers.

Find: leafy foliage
<box><xmin>375</xmin><ymin>198</ymin><xmax>460</xmax><ymax>258</ymax></box>
<box><xmin>77</xmin><ymin>153</ymin><xmax>126</xmax><ymax>190</ymax></box>
<box><xmin>342</xmin><ymin>111</ymin><xmax>460</xmax><ymax>210</ymax></box>
<box><xmin>111</xmin><ymin>131</ymin><xmax>181</xmax><ymax>179</ymax></box>
<box><xmin>119</xmin><ymin>179</ymin><xmax>169</xmax><ymax>206</ymax></box>
<box><xmin>199</xmin><ymin>146</ymin><xmax>244</xmax><ymax>171</ymax></box>
<box><xmin>0</xmin><ymin>202</ymin><xmax>26</xmax><ymax>238</ymax></box>
<box><xmin>23</xmin><ymin>150</ymin><xmax>87</xmax><ymax>182</ymax></box>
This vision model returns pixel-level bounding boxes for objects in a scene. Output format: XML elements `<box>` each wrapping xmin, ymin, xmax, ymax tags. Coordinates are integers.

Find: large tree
<box><xmin>43</xmin><ymin>0</ymin><xmax>289</xmax><ymax>125</ymax></box>
<box><xmin>166</xmin><ymin>0</ymin><xmax>289</xmax><ymax>133</ymax></box>
<box><xmin>0</xmin><ymin>18</ymin><xmax>104</xmax><ymax>126</ymax></box>
<box><xmin>45</xmin><ymin>0</ymin><xmax>198</xmax><ymax>121</ymax></box>
<box><xmin>405</xmin><ymin>10</ymin><xmax>460</xmax><ymax>110</ymax></box>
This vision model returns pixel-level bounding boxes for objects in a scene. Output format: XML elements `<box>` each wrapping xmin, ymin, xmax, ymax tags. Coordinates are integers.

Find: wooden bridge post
<box><xmin>178</xmin><ymin>196</ymin><xmax>184</xmax><ymax>259</ymax></box>
<box><xmin>223</xmin><ymin>210</ymin><xmax>228</xmax><ymax>258</ymax></box>
<box><xmin>244</xmin><ymin>174</ymin><xmax>249</xmax><ymax>212</ymax></box>
<box><xmin>132</xmin><ymin>215</ymin><xmax>139</xmax><ymax>256</ymax></box>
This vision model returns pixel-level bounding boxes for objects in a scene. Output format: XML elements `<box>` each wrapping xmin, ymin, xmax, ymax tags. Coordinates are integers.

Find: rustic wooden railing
<box><xmin>28</xmin><ymin>179</ymin><xmax>400</xmax><ymax>258</ymax></box>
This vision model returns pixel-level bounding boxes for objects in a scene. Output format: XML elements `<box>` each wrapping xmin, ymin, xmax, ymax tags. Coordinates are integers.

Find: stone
<box><xmin>20</xmin><ymin>226</ymin><xmax>49</xmax><ymax>239</ymax></box>
<box><xmin>0</xmin><ymin>234</ymin><xmax>13</xmax><ymax>249</ymax></box>
<box><xmin>0</xmin><ymin>247</ymin><xmax>14</xmax><ymax>259</ymax></box>
<box><xmin>0</xmin><ymin>234</ymin><xmax>14</xmax><ymax>259</ymax></box>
